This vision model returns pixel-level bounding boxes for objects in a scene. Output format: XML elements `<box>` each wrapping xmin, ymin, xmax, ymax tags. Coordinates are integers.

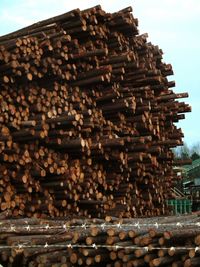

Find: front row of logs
<box><xmin>0</xmin><ymin>213</ymin><xmax>200</xmax><ymax>267</ymax></box>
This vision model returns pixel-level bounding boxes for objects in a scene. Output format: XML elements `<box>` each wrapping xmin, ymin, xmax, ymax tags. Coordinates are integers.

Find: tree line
<box><xmin>174</xmin><ymin>142</ymin><xmax>200</xmax><ymax>161</ymax></box>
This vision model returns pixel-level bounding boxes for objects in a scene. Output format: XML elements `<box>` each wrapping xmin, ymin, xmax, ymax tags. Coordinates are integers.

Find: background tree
<box><xmin>190</xmin><ymin>142</ymin><xmax>200</xmax><ymax>159</ymax></box>
<box><xmin>173</xmin><ymin>142</ymin><xmax>200</xmax><ymax>161</ymax></box>
<box><xmin>191</xmin><ymin>152</ymin><xmax>200</xmax><ymax>161</ymax></box>
<box><xmin>173</xmin><ymin>143</ymin><xmax>190</xmax><ymax>159</ymax></box>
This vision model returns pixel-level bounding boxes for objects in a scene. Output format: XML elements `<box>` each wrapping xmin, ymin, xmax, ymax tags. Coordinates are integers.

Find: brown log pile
<box><xmin>0</xmin><ymin>5</ymin><xmax>190</xmax><ymax>218</ymax></box>
<box><xmin>0</xmin><ymin>214</ymin><xmax>200</xmax><ymax>267</ymax></box>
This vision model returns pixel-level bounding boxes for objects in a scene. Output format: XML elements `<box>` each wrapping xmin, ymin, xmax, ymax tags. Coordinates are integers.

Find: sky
<box><xmin>0</xmin><ymin>0</ymin><xmax>199</xmax><ymax>147</ymax></box>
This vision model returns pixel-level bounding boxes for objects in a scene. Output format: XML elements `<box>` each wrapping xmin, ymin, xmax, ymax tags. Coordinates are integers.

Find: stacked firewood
<box><xmin>0</xmin><ymin>5</ymin><xmax>190</xmax><ymax>218</ymax></box>
<box><xmin>0</xmin><ymin>213</ymin><xmax>199</xmax><ymax>267</ymax></box>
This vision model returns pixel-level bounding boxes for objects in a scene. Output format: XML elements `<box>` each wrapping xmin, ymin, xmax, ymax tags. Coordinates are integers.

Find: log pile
<box><xmin>0</xmin><ymin>213</ymin><xmax>200</xmax><ymax>267</ymax></box>
<box><xmin>0</xmin><ymin>5</ymin><xmax>190</xmax><ymax>218</ymax></box>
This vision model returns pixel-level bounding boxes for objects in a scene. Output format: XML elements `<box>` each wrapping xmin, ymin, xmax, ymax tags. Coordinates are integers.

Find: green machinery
<box><xmin>166</xmin><ymin>199</ymin><xmax>192</xmax><ymax>215</ymax></box>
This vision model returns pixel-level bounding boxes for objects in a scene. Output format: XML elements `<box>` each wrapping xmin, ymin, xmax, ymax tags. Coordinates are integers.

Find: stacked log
<box><xmin>0</xmin><ymin>5</ymin><xmax>190</xmax><ymax>218</ymax></box>
<box><xmin>0</xmin><ymin>214</ymin><xmax>200</xmax><ymax>267</ymax></box>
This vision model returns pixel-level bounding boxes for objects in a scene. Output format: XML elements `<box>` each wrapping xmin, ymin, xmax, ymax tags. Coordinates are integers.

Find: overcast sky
<box><xmin>0</xmin><ymin>0</ymin><xmax>199</xmax><ymax>146</ymax></box>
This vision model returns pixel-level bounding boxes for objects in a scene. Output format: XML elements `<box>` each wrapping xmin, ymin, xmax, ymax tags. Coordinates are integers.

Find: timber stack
<box><xmin>0</xmin><ymin>5</ymin><xmax>190</xmax><ymax>218</ymax></box>
<box><xmin>0</xmin><ymin>213</ymin><xmax>200</xmax><ymax>267</ymax></box>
